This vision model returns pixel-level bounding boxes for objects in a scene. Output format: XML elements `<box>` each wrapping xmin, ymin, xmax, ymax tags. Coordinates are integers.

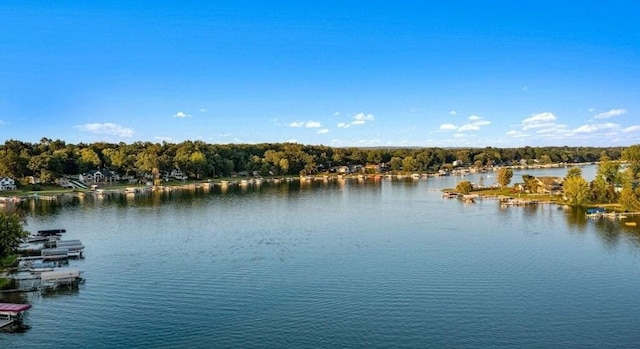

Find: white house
<box><xmin>0</xmin><ymin>177</ymin><xmax>17</xmax><ymax>191</ymax></box>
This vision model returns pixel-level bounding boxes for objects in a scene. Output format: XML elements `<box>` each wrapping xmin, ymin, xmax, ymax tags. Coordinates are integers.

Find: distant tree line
<box><xmin>0</xmin><ymin>138</ymin><xmax>632</xmax><ymax>185</ymax></box>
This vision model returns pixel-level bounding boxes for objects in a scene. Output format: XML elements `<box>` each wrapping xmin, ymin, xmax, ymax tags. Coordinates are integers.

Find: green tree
<box><xmin>189</xmin><ymin>151</ymin><xmax>208</xmax><ymax>179</ymax></box>
<box><xmin>621</xmin><ymin>144</ymin><xmax>640</xmax><ymax>178</ymax></box>
<box><xmin>563</xmin><ymin>175</ymin><xmax>590</xmax><ymax>206</ymax></box>
<box><xmin>455</xmin><ymin>150</ymin><xmax>470</xmax><ymax>165</ymax></box>
<box><xmin>389</xmin><ymin>157</ymin><xmax>403</xmax><ymax>172</ymax></box>
<box><xmin>496</xmin><ymin>168</ymin><xmax>513</xmax><ymax>188</ymax></box>
<box><xmin>77</xmin><ymin>147</ymin><xmax>102</xmax><ymax>173</ymax></box>
<box><xmin>402</xmin><ymin>156</ymin><xmax>416</xmax><ymax>173</ymax></box>
<box><xmin>596</xmin><ymin>158</ymin><xmax>621</xmax><ymax>185</ymax></box>
<box><xmin>566</xmin><ymin>167</ymin><xmax>582</xmax><ymax>178</ymax></box>
<box><xmin>539</xmin><ymin>154</ymin><xmax>552</xmax><ymax>165</ymax></box>
<box><xmin>456</xmin><ymin>180</ymin><xmax>473</xmax><ymax>194</ymax></box>
<box><xmin>522</xmin><ymin>175</ymin><xmax>540</xmax><ymax>193</ymax></box>
<box><xmin>0</xmin><ymin>212</ymin><xmax>29</xmax><ymax>259</ymax></box>
<box><xmin>619</xmin><ymin>187</ymin><xmax>640</xmax><ymax>211</ymax></box>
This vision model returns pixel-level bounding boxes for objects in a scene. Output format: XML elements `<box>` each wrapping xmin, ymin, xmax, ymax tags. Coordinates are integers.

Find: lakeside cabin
<box><xmin>0</xmin><ymin>303</ymin><xmax>31</xmax><ymax>331</ymax></box>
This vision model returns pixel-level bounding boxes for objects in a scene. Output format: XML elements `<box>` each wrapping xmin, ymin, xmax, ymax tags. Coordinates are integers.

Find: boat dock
<box><xmin>8</xmin><ymin>228</ymin><xmax>86</xmax><ymax>295</ymax></box>
<box><xmin>0</xmin><ymin>303</ymin><xmax>32</xmax><ymax>331</ymax></box>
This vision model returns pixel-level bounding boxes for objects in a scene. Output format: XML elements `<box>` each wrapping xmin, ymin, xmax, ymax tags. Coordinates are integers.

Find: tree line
<box><xmin>0</xmin><ymin>138</ymin><xmax>632</xmax><ymax>184</ymax></box>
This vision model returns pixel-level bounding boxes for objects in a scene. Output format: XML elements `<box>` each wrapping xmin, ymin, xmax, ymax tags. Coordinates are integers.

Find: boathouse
<box><xmin>0</xmin><ymin>303</ymin><xmax>31</xmax><ymax>331</ymax></box>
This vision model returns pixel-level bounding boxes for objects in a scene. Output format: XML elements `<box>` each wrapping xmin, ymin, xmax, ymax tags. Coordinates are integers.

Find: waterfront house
<box><xmin>80</xmin><ymin>169</ymin><xmax>119</xmax><ymax>185</ymax></box>
<box><xmin>170</xmin><ymin>169</ymin><xmax>187</xmax><ymax>180</ymax></box>
<box><xmin>534</xmin><ymin>176</ymin><xmax>564</xmax><ymax>195</ymax></box>
<box><xmin>363</xmin><ymin>164</ymin><xmax>381</xmax><ymax>173</ymax></box>
<box><xmin>0</xmin><ymin>177</ymin><xmax>17</xmax><ymax>191</ymax></box>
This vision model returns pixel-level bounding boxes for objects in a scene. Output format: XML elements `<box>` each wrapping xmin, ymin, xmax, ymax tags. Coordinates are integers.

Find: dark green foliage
<box><xmin>0</xmin><ymin>212</ymin><xmax>29</xmax><ymax>258</ymax></box>
<box><xmin>0</xmin><ymin>139</ymin><xmax>634</xmax><ymax>181</ymax></box>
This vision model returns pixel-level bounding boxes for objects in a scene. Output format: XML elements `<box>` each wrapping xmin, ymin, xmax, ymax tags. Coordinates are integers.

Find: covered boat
<box><xmin>0</xmin><ymin>303</ymin><xmax>32</xmax><ymax>331</ymax></box>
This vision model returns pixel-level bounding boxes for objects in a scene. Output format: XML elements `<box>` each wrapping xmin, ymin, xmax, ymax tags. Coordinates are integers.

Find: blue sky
<box><xmin>1</xmin><ymin>1</ymin><xmax>639</xmax><ymax>147</ymax></box>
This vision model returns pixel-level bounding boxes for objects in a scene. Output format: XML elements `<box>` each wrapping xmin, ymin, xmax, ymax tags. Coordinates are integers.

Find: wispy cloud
<box><xmin>288</xmin><ymin>121</ymin><xmax>322</xmax><ymax>128</ymax></box>
<box><xmin>449</xmin><ymin>110</ymin><xmax>457</xmax><ymax>115</ymax></box>
<box><xmin>173</xmin><ymin>111</ymin><xmax>191</xmax><ymax>118</ymax></box>
<box><xmin>573</xmin><ymin>123</ymin><xmax>619</xmax><ymax>134</ymax></box>
<box><xmin>155</xmin><ymin>136</ymin><xmax>173</xmax><ymax>141</ymax></box>
<box><xmin>439</xmin><ymin>123</ymin><xmax>458</xmax><ymax>131</ymax></box>
<box><xmin>0</xmin><ymin>120</ymin><xmax>7</xmax><ymax>126</ymax></box>
<box><xmin>457</xmin><ymin>116</ymin><xmax>491</xmax><ymax>132</ymax></box>
<box><xmin>467</xmin><ymin>115</ymin><xmax>481</xmax><ymax>121</ymax></box>
<box><xmin>523</xmin><ymin>112</ymin><xmax>556</xmax><ymax>124</ymax></box>
<box><xmin>507</xmin><ymin>130</ymin><xmax>528</xmax><ymax>138</ymax></box>
<box><xmin>317</xmin><ymin>128</ymin><xmax>329</xmax><ymax>134</ymax></box>
<box><xmin>624</xmin><ymin>125</ymin><xmax>640</xmax><ymax>133</ymax></box>
<box><xmin>438</xmin><ymin>115</ymin><xmax>491</xmax><ymax>133</ymax></box>
<box><xmin>75</xmin><ymin>123</ymin><xmax>134</xmax><ymax>137</ymax></box>
<box><xmin>520</xmin><ymin>112</ymin><xmax>559</xmax><ymax>131</ymax></box>
<box><xmin>336</xmin><ymin>112</ymin><xmax>375</xmax><ymax>128</ymax></box>
<box><xmin>594</xmin><ymin>108</ymin><xmax>626</xmax><ymax>119</ymax></box>
<box><xmin>352</xmin><ymin>112</ymin><xmax>374</xmax><ymax>125</ymax></box>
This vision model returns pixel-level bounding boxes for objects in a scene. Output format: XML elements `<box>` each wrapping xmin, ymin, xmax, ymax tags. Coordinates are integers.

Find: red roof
<box><xmin>0</xmin><ymin>303</ymin><xmax>32</xmax><ymax>313</ymax></box>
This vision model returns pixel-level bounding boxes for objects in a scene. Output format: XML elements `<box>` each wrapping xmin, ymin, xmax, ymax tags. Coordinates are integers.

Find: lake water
<box><xmin>2</xmin><ymin>166</ymin><xmax>640</xmax><ymax>348</ymax></box>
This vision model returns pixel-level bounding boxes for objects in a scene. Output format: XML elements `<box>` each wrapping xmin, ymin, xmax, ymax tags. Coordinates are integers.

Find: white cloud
<box><xmin>199</xmin><ymin>108</ymin><xmax>207</xmax><ymax>113</ymax></box>
<box><xmin>624</xmin><ymin>125</ymin><xmax>640</xmax><ymax>133</ymax></box>
<box><xmin>457</xmin><ymin>116</ymin><xmax>491</xmax><ymax>132</ymax></box>
<box><xmin>588</xmin><ymin>108</ymin><xmax>595</xmax><ymax>112</ymax></box>
<box><xmin>458</xmin><ymin>124</ymin><xmax>481</xmax><ymax>132</ymax></box>
<box><xmin>573</xmin><ymin>123</ymin><xmax>619</xmax><ymax>134</ymax></box>
<box><xmin>439</xmin><ymin>123</ymin><xmax>458</xmax><ymax>131</ymax></box>
<box><xmin>523</xmin><ymin>112</ymin><xmax>556</xmax><ymax>124</ymax></box>
<box><xmin>75</xmin><ymin>123</ymin><xmax>134</xmax><ymax>137</ymax></box>
<box><xmin>289</xmin><ymin>120</ymin><xmax>322</xmax><ymax>128</ymax></box>
<box><xmin>352</xmin><ymin>112</ymin><xmax>374</xmax><ymax>125</ymax></box>
<box><xmin>337</xmin><ymin>112</ymin><xmax>375</xmax><ymax>128</ymax></box>
<box><xmin>439</xmin><ymin>116</ymin><xmax>490</xmax><ymax>133</ymax></box>
<box><xmin>173</xmin><ymin>111</ymin><xmax>190</xmax><ymax>118</ymax></box>
<box><xmin>317</xmin><ymin>128</ymin><xmax>329</xmax><ymax>134</ymax></box>
<box><xmin>594</xmin><ymin>108</ymin><xmax>626</xmax><ymax>119</ymax></box>
<box><xmin>155</xmin><ymin>136</ymin><xmax>173</xmax><ymax>141</ymax></box>
<box><xmin>449</xmin><ymin>110</ymin><xmax>457</xmax><ymax>115</ymax></box>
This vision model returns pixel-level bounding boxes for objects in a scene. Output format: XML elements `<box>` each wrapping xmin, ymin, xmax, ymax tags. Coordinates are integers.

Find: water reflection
<box><xmin>12</xmin><ymin>175</ymin><xmax>640</xmax><ymax>253</ymax></box>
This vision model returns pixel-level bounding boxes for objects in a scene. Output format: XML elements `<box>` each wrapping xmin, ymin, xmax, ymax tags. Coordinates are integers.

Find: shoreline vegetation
<box><xmin>1</xmin><ymin>140</ymin><xmax>639</xmax><ymax>212</ymax></box>
<box><xmin>0</xmin><ymin>161</ymin><xmax>591</xmax><ymax>199</ymax></box>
